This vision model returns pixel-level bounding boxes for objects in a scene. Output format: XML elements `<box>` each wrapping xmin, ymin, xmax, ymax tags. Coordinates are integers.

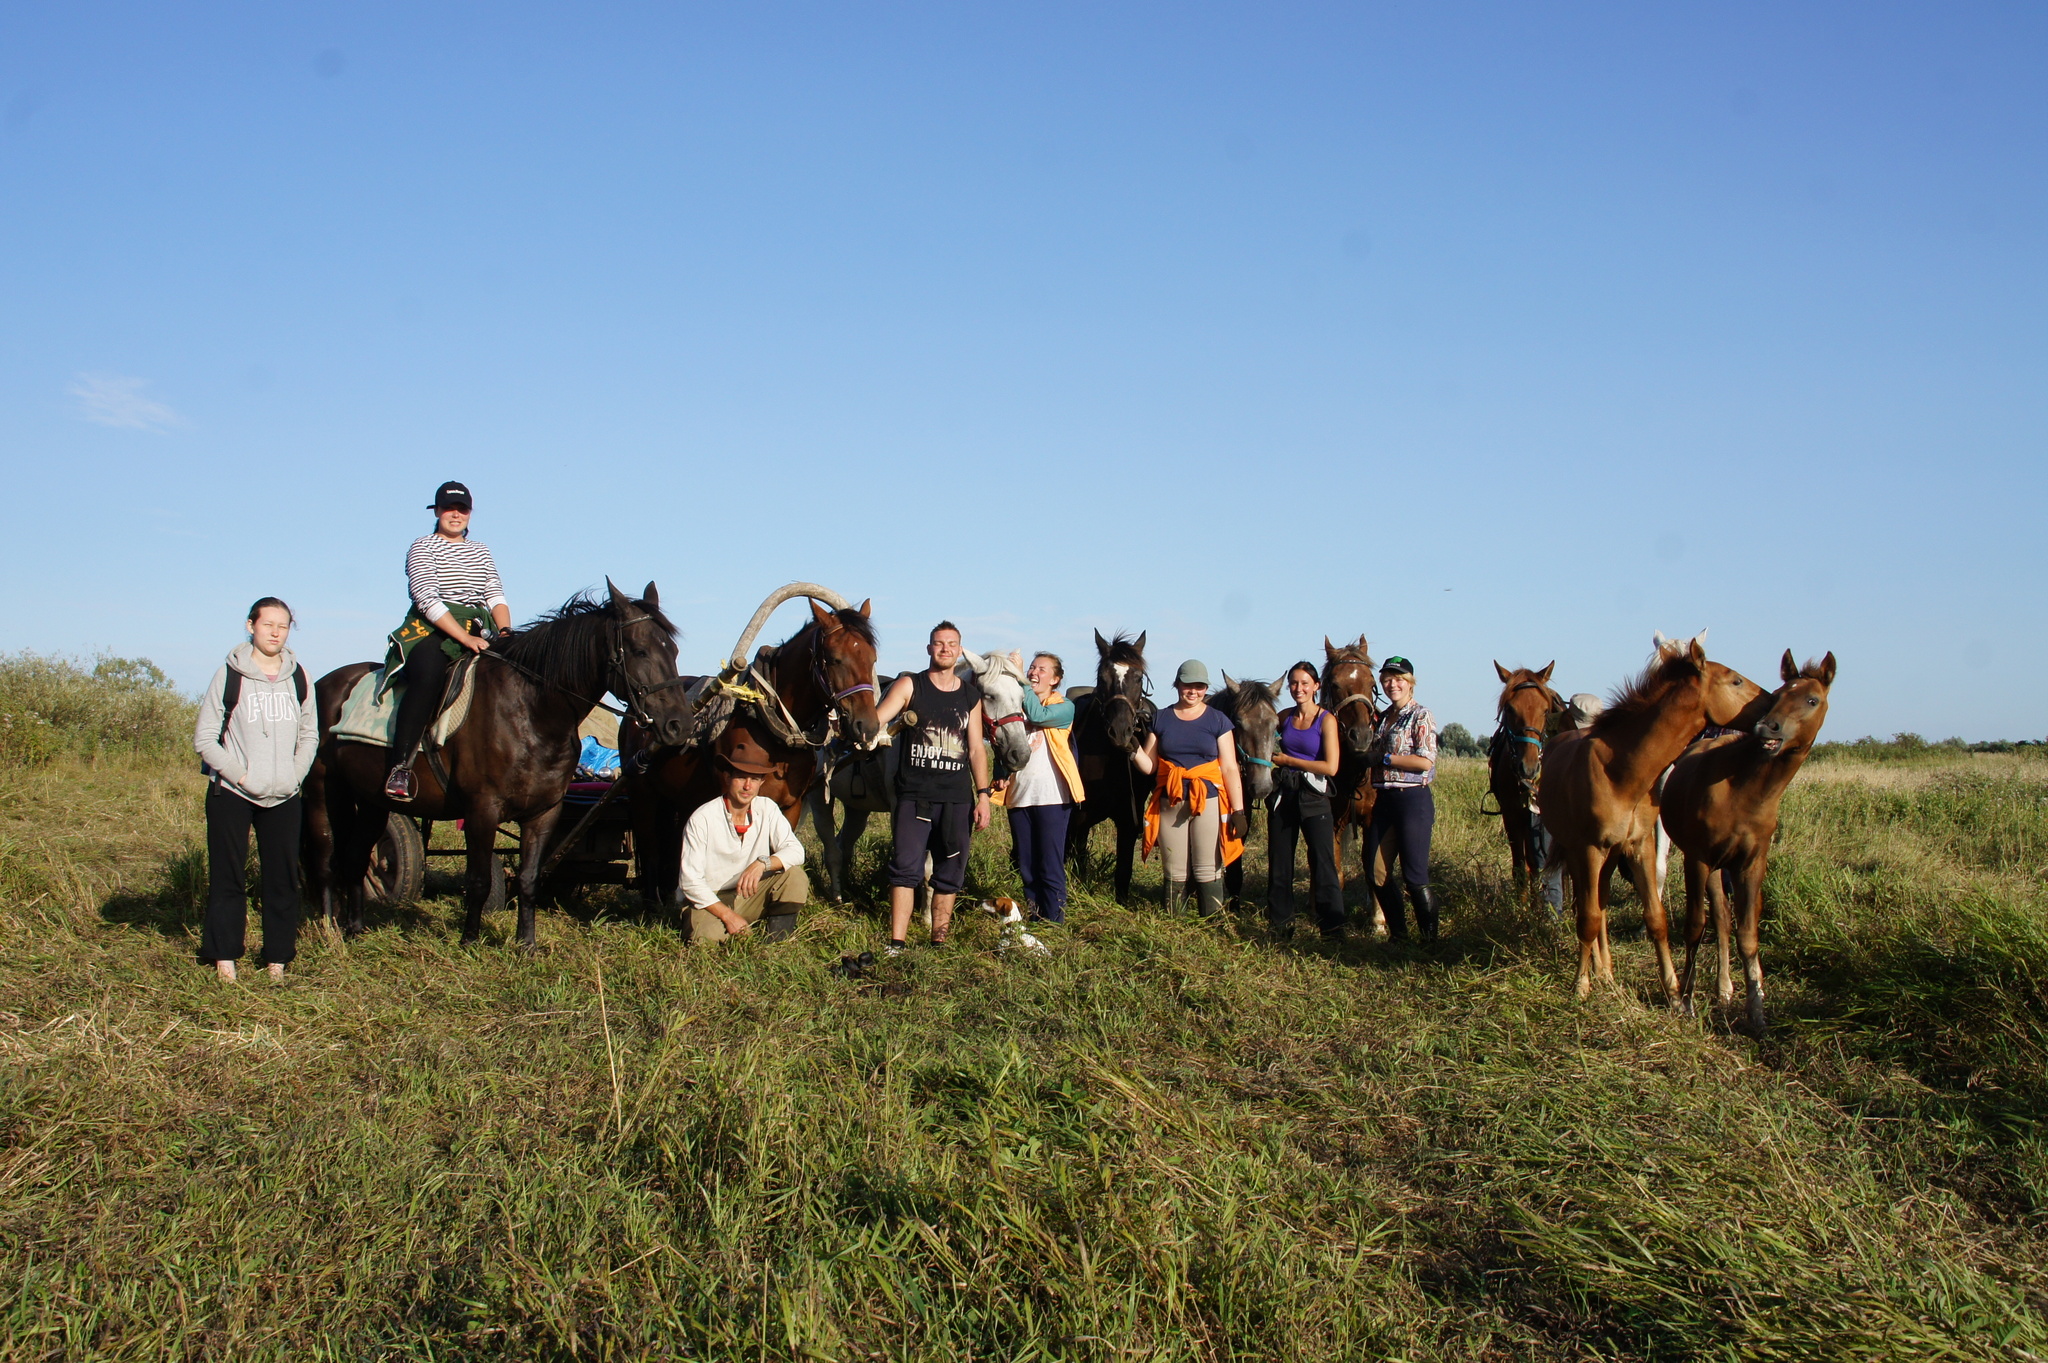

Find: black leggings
<box><xmin>1268</xmin><ymin>790</ymin><xmax>1341</xmax><ymax>931</ymax></box>
<box><xmin>1365</xmin><ymin>785</ymin><xmax>1435</xmax><ymax>888</ymax></box>
<box><xmin>202</xmin><ymin>786</ymin><xmax>303</xmax><ymax>964</ymax></box>
<box><xmin>390</xmin><ymin>640</ymin><xmax>451</xmax><ymax>767</ymax></box>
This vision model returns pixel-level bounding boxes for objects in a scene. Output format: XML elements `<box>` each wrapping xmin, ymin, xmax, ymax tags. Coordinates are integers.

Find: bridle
<box><xmin>483</xmin><ymin>607</ymin><xmax>688</xmax><ymax>733</ymax></box>
<box><xmin>608</xmin><ymin>611</ymin><xmax>693</xmax><ymax>731</ymax></box>
<box><xmin>1490</xmin><ymin>680</ymin><xmax>1562</xmax><ymax>801</ymax></box>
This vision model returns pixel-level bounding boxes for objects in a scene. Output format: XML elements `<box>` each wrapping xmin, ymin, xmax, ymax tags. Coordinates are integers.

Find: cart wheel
<box><xmin>483</xmin><ymin>852</ymin><xmax>508</xmax><ymax>915</ymax></box>
<box><xmin>366</xmin><ymin>813</ymin><xmax>426</xmax><ymax>907</ymax></box>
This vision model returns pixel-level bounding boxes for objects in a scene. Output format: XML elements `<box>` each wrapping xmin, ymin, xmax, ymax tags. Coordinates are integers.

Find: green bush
<box><xmin>0</xmin><ymin>651</ymin><xmax>197</xmax><ymax>766</ymax></box>
<box><xmin>1811</xmin><ymin>732</ymin><xmax>2045</xmax><ymax>764</ymax></box>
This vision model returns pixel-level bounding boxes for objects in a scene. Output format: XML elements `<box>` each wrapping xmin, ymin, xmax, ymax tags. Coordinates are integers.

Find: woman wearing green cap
<box><xmin>384</xmin><ymin>481</ymin><xmax>513</xmax><ymax>801</ymax></box>
<box><xmin>1132</xmin><ymin>659</ymin><xmax>1247</xmax><ymax>916</ymax></box>
<box><xmin>1364</xmin><ymin>655</ymin><xmax>1440</xmax><ymax>941</ymax></box>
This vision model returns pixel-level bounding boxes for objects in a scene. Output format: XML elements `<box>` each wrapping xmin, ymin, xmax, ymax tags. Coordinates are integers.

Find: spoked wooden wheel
<box><xmin>364</xmin><ymin>813</ymin><xmax>426</xmax><ymax>907</ymax></box>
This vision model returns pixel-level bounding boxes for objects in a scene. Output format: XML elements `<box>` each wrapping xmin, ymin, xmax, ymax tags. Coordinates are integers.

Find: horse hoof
<box><xmin>460</xmin><ymin>933</ymin><xmax>481</xmax><ymax>947</ymax></box>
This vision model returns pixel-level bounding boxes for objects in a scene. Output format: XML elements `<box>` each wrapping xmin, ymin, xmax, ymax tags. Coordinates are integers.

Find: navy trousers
<box><xmin>1007</xmin><ymin>803</ymin><xmax>1073</xmax><ymax>923</ymax></box>
<box><xmin>1365</xmin><ymin>785</ymin><xmax>1435</xmax><ymax>888</ymax></box>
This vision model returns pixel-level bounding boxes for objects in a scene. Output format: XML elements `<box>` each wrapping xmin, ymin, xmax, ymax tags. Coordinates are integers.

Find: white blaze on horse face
<box><xmin>1112</xmin><ymin>662</ymin><xmax>1129</xmax><ymax>687</ymax></box>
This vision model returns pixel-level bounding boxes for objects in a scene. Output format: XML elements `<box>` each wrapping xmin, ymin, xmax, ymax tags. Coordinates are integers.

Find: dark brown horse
<box><xmin>1662</xmin><ymin>651</ymin><xmax>1836</xmax><ymax>1033</ymax></box>
<box><xmin>1065</xmin><ymin>630</ymin><xmax>1152</xmax><ymax>904</ymax></box>
<box><xmin>1538</xmin><ymin>634</ymin><xmax>1765</xmax><ymax>1000</ymax></box>
<box><xmin>1487</xmin><ymin>661</ymin><xmax>1563</xmax><ymax>884</ymax></box>
<box><xmin>303</xmin><ymin>581</ymin><xmax>691</xmax><ymax>948</ymax></box>
<box><xmin>1212</xmin><ymin>673</ymin><xmax>1280</xmax><ymax>907</ymax></box>
<box><xmin>1322</xmin><ymin>635</ymin><xmax>1387</xmax><ymax>927</ymax></box>
<box><xmin>624</xmin><ymin>598</ymin><xmax>882</xmax><ymax>909</ymax></box>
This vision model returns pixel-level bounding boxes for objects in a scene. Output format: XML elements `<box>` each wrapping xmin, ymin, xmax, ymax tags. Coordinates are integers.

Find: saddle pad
<box><xmin>330</xmin><ymin>658</ymin><xmax>478</xmax><ymax>749</ymax></box>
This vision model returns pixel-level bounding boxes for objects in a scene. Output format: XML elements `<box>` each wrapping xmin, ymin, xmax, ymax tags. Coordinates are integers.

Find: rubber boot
<box><xmin>1374</xmin><ymin>878</ymin><xmax>1408</xmax><ymax>940</ymax></box>
<box><xmin>1162</xmin><ymin>878</ymin><xmax>1187</xmax><ymax>915</ymax></box>
<box><xmin>1407</xmin><ymin>883</ymin><xmax>1440</xmax><ymax>944</ymax></box>
<box><xmin>1193</xmin><ymin>878</ymin><xmax>1226</xmax><ymax>919</ymax></box>
<box><xmin>761</xmin><ymin>912</ymin><xmax>798</xmax><ymax>942</ymax></box>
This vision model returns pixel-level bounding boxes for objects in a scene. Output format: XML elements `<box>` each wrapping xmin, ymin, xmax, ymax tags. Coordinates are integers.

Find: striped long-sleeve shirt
<box><xmin>406</xmin><ymin>534</ymin><xmax>508</xmax><ymax>623</ymax></box>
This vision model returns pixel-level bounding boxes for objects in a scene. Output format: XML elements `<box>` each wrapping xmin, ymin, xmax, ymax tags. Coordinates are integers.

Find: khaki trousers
<box><xmin>1156</xmin><ymin>795</ymin><xmax>1222</xmax><ymax>885</ymax></box>
<box><xmin>686</xmin><ymin>865</ymin><xmax>810</xmax><ymax>944</ymax></box>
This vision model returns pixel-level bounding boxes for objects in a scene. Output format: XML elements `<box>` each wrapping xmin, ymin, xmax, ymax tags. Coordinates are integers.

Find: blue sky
<box><xmin>2</xmin><ymin>3</ymin><xmax>2042</xmax><ymax>739</ymax></box>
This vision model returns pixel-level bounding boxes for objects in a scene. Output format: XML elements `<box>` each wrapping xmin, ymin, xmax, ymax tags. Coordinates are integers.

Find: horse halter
<box><xmin>1491</xmin><ymin>680</ymin><xmax>1560</xmax><ymax>791</ymax></box>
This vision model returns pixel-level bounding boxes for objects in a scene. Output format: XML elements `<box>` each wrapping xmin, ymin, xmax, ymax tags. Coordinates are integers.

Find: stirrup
<box><xmin>384</xmin><ymin>766</ymin><xmax>417</xmax><ymax>802</ymax></box>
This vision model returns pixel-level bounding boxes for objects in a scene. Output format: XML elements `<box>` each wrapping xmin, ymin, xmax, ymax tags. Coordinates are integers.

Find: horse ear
<box><xmin>809</xmin><ymin>598</ymin><xmax>834</xmax><ymax>627</ymax></box>
<box><xmin>1536</xmin><ymin>661</ymin><xmax>1555</xmax><ymax>684</ymax></box>
<box><xmin>1095</xmin><ymin>629</ymin><xmax>1111</xmax><ymax>655</ymax></box>
<box><xmin>858</xmin><ymin>598</ymin><xmax>872</xmax><ymax>616</ymax></box>
<box><xmin>607</xmin><ymin>578</ymin><xmax>632</xmax><ymax>611</ymax></box>
<box><xmin>1222</xmin><ymin>670</ymin><xmax>1238</xmax><ymax>692</ymax></box>
<box><xmin>1324</xmin><ymin>635</ymin><xmax>1336</xmax><ymax>657</ymax></box>
<box><xmin>1653</xmin><ymin>630</ymin><xmax>1671</xmax><ymax>652</ymax></box>
<box><xmin>641</xmin><ymin>581</ymin><xmax>659</xmax><ymax>607</ymax></box>
<box><xmin>1780</xmin><ymin>649</ymin><xmax>1799</xmax><ymax>685</ymax></box>
<box><xmin>1816</xmin><ymin>651</ymin><xmax>1837</xmax><ymax>687</ymax></box>
<box><xmin>1493</xmin><ymin>661</ymin><xmax>1512</xmax><ymax>683</ymax></box>
<box><xmin>1687</xmin><ymin>636</ymin><xmax>1707</xmax><ymax>667</ymax></box>
<box><xmin>1134</xmin><ymin>631</ymin><xmax>1146</xmax><ymax>654</ymax></box>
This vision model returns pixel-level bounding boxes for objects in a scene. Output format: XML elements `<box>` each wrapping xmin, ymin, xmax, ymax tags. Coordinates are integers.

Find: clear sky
<box><xmin>2</xmin><ymin>3</ymin><xmax>2042</xmax><ymax>740</ymax></box>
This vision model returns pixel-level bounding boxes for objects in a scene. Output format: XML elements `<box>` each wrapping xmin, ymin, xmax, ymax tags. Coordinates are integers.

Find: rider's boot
<box><xmin>1193</xmin><ymin>878</ymin><xmax>1226</xmax><ymax>919</ymax></box>
<box><xmin>1407</xmin><ymin>883</ymin><xmax>1440</xmax><ymax>944</ymax></box>
<box><xmin>1374</xmin><ymin>877</ymin><xmax>1408</xmax><ymax>940</ymax></box>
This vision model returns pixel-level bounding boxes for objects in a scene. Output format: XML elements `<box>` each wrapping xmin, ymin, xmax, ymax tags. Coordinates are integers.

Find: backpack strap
<box><xmin>218</xmin><ymin>671</ymin><xmax>244</xmax><ymax>743</ymax></box>
<box><xmin>293</xmin><ymin>664</ymin><xmax>308</xmax><ymax>706</ymax></box>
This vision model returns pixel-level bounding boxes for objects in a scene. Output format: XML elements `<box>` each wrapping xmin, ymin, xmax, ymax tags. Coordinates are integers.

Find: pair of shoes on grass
<box><xmin>213</xmin><ymin>961</ymin><xmax>286</xmax><ymax>983</ymax></box>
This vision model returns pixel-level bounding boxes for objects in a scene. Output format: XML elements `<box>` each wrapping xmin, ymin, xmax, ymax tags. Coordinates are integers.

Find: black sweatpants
<box><xmin>1268</xmin><ymin>790</ymin><xmax>1342</xmax><ymax>932</ymax></box>
<box><xmin>1365</xmin><ymin>784</ymin><xmax>1435</xmax><ymax>889</ymax></box>
<box><xmin>202</xmin><ymin>785</ymin><xmax>303</xmax><ymax>965</ymax></box>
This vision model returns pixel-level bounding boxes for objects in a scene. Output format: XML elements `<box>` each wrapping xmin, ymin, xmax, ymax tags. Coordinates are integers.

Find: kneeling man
<box><xmin>677</xmin><ymin>726</ymin><xmax>808</xmax><ymax>943</ymax></box>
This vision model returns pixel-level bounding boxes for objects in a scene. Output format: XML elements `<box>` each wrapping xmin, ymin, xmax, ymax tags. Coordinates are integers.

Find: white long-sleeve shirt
<box><xmin>676</xmin><ymin>795</ymin><xmax>806</xmax><ymax>909</ymax></box>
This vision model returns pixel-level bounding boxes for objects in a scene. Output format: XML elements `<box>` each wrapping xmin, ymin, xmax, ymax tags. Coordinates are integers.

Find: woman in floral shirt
<box><xmin>1365</xmin><ymin>655</ymin><xmax>1441</xmax><ymax>942</ymax></box>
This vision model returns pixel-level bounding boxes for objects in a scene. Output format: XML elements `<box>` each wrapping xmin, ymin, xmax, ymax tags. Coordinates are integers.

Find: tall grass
<box><xmin>0</xmin><ymin>652</ymin><xmax>196</xmax><ymax>767</ymax></box>
<box><xmin>0</xmin><ymin>749</ymin><xmax>2044</xmax><ymax>1358</ymax></box>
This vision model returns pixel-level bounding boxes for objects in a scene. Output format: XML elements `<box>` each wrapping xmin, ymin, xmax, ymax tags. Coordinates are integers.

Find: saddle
<box><xmin>330</xmin><ymin>652</ymin><xmax>480</xmax><ymax>753</ymax></box>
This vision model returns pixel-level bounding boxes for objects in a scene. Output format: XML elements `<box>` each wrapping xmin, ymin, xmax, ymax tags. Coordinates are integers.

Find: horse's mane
<box><xmin>1496</xmin><ymin>676</ymin><xmax>1565</xmax><ymax>722</ymax></box>
<box><xmin>1592</xmin><ymin>650</ymin><xmax>1701</xmax><ymax>736</ymax></box>
<box><xmin>1221</xmin><ymin>676</ymin><xmax>1278</xmax><ymax>715</ymax></box>
<box><xmin>1098</xmin><ymin>631</ymin><xmax>1145</xmax><ymax>669</ymax></box>
<box><xmin>500</xmin><ymin>590</ymin><xmax>674</xmax><ymax>681</ymax></box>
<box><xmin>1325</xmin><ymin>639</ymin><xmax>1374</xmax><ymax>670</ymax></box>
<box><xmin>782</xmin><ymin>607</ymin><xmax>876</xmax><ymax>650</ymax></box>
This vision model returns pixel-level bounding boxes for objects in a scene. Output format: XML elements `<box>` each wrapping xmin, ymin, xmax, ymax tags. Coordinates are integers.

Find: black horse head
<box><xmin>1093</xmin><ymin>629</ymin><xmax>1151</xmax><ymax>752</ymax></box>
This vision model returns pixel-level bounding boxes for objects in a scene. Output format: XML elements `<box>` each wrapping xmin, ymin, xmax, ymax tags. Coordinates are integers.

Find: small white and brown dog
<box><xmin>977</xmin><ymin>898</ymin><xmax>1050</xmax><ymax>956</ymax></box>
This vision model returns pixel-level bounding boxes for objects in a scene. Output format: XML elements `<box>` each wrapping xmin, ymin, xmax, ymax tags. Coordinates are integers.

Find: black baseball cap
<box><xmin>1379</xmin><ymin>655</ymin><xmax>1415</xmax><ymax>677</ymax></box>
<box><xmin>429</xmin><ymin>481</ymin><xmax>473</xmax><ymax>511</ymax></box>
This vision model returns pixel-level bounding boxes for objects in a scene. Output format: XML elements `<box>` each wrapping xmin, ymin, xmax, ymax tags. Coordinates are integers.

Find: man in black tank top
<box><xmin>872</xmin><ymin>620</ymin><xmax>991</xmax><ymax>954</ymax></box>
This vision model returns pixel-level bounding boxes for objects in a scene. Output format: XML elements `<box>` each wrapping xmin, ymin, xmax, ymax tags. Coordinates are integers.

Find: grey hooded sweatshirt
<box><xmin>193</xmin><ymin>643</ymin><xmax>320</xmax><ymax>808</ymax></box>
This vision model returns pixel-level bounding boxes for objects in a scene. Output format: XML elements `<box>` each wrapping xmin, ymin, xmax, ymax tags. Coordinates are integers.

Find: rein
<box><xmin>481</xmin><ymin>609</ymin><xmax>683</xmax><ymax>730</ymax></box>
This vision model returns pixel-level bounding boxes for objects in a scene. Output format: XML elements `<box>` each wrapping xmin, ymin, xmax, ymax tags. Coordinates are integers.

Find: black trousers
<box><xmin>390</xmin><ymin>639</ymin><xmax>451</xmax><ymax>767</ymax></box>
<box><xmin>1365</xmin><ymin>784</ymin><xmax>1435</xmax><ymax>888</ymax></box>
<box><xmin>1268</xmin><ymin>791</ymin><xmax>1342</xmax><ymax>932</ymax></box>
<box><xmin>202</xmin><ymin>785</ymin><xmax>303</xmax><ymax>965</ymax></box>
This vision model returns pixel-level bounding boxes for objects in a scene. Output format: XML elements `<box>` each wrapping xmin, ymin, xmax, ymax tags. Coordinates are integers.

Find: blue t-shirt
<box><xmin>1153</xmin><ymin>705</ymin><xmax>1234</xmax><ymax>793</ymax></box>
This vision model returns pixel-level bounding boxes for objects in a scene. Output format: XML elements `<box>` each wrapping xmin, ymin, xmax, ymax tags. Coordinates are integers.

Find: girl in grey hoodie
<box><xmin>193</xmin><ymin>597</ymin><xmax>320</xmax><ymax>981</ymax></box>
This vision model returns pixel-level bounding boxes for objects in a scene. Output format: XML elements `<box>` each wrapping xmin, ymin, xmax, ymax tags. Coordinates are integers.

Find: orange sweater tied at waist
<box><xmin>1142</xmin><ymin>758</ymin><xmax>1244</xmax><ymax>867</ymax></box>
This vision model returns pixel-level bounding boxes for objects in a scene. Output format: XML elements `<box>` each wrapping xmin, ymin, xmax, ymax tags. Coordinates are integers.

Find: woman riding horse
<box><xmin>385</xmin><ymin>481</ymin><xmax>513</xmax><ymax>801</ymax></box>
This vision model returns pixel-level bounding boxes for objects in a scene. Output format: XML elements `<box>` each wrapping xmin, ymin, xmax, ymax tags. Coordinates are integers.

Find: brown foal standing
<box><xmin>1660</xmin><ymin>650</ymin><xmax>1836</xmax><ymax>1034</ymax></box>
<box><xmin>1539</xmin><ymin>634</ymin><xmax>1764</xmax><ymax>1001</ymax></box>
<box><xmin>1488</xmin><ymin>661</ymin><xmax>1563</xmax><ymax>885</ymax></box>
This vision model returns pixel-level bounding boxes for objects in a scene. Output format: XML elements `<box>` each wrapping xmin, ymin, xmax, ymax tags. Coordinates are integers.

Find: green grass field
<box><xmin>3</xmin><ymin>700</ymin><xmax>2046</xmax><ymax>1357</ymax></box>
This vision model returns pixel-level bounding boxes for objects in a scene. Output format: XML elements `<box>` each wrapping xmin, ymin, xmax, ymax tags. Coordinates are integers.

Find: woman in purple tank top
<box><xmin>1268</xmin><ymin>660</ymin><xmax>1344</xmax><ymax>938</ymax></box>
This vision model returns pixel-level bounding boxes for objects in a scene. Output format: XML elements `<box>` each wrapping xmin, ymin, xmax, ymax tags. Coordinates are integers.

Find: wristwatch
<box><xmin>975</xmin><ymin>786</ymin><xmax>993</xmax><ymax>797</ymax></box>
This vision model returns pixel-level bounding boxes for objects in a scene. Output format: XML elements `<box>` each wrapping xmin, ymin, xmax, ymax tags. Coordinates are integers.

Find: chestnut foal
<box><xmin>1539</xmin><ymin>634</ymin><xmax>1764</xmax><ymax>1001</ymax></box>
<box><xmin>1661</xmin><ymin>651</ymin><xmax>1837</xmax><ymax>1034</ymax></box>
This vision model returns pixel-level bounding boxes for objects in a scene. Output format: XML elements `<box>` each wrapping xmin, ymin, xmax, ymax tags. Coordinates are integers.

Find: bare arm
<box><xmin>1131</xmin><ymin>732</ymin><xmax>1159</xmax><ymax>776</ymax></box>
<box><xmin>1216</xmin><ymin>733</ymin><xmax>1246</xmax><ymax>813</ymax></box>
<box><xmin>872</xmin><ymin>674</ymin><xmax>915</xmax><ymax>727</ymax></box>
<box><xmin>967</xmin><ymin>702</ymin><xmax>991</xmax><ymax>830</ymax></box>
<box><xmin>1270</xmin><ymin>710</ymin><xmax>1341</xmax><ymax>778</ymax></box>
